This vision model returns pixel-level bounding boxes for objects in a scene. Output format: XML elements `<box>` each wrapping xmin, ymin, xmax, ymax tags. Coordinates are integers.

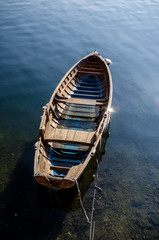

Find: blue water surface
<box><xmin>0</xmin><ymin>0</ymin><xmax>159</xmax><ymax>239</ymax></box>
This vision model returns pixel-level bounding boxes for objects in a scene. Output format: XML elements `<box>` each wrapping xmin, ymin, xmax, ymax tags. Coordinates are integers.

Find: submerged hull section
<box><xmin>34</xmin><ymin>51</ymin><xmax>113</xmax><ymax>189</ymax></box>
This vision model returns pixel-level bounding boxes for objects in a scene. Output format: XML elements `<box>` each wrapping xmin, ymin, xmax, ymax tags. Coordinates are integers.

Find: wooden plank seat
<box><xmin>51</xmin><ymin>146</ymin><xmax>89</xmax><ymax>155</ymax></box>
<box><xmin>53</xmin><ymin>108</ymin><xmax>97</xmax><ymax>122</ymax></box>
<box><xmin>77</xmin><ymin>70</ymin><xmax>105</xmax><ymax>75</ymax></box>
<box><xmin>70</xmin><ymin>94</ymin><xmax>102</xmax><ymax>100</ymax></box>
<box><xmin>57</xmin><ymin>109</ymin><xmax>100</xmax><ymax>118</ymax></box>
<box><xmin>84</xmin><ymin>64</ymin><xmax>102</xmax><ymax>69</ymax></box>
<box><xmin>79</xmin><ymin>67</ymin><xmax>104</xmax><ymax>72</ymax></box>
<box><xmin>73</xmin><ymin>89</ymin><xmax>102</xmax><ymax>95</ymax></box>
<box><xmin>59</xmin><ymin>109</ymin><xmax>99</xmax><ymax>118</ymax></box>
<box><xmin>79</xmin><ymin>80</ymin><xmax>99</xmax><ymax>85</ymax></box>
<box><xmin>57</xmin><ymin>103</ymin><xmax>98</xmax><ymax>113</ymax></box>
<box><xmin>78</xmin><ymin>79</ymin><xmax>106</xmax><ymax>88</ymax></box>
<box><xmin>79</xmin><ymin>82</ymin><xmax>101</xmax><ymax>87</ymax></box>
<box><xmin>50</xmin><ymin>155</ymin><xmax>82</xmax><ymax>164</ymax></box>
<box><xmin>50</xmin><ymin>165</ymin><xmax>70</xmax><ymax>171</ymax></box>
<box><xmin>51</xmin><ymin>116</ymin><xmax>97</xmax><ymax>131</ymax></box>
<box><xmin>55</xmin><ymin>103</ymin><xmax>101</xmax><ymax>118</ymax></box>
<box><xmin>51</xmin><ymin>149</ymin><xmax>88</xmax><ymax>159</ymax></box>
<box><xmin>86</xmin><ymin>61</ymin><xmax>101</xmax><ymax>65</ymax></box>
<box><xmin>51</xmin><ymin>107</ymin><xmax>99</xmax><ymax>129</ymax></box>
<box><xmin>77</xmin><ymin>78</ymin><xmax>106</xmax><ymax>86</ymax></box>
<box><xmin>54</xmin><ymin>95</ymin><xmax>107</xmax><ymax>106</ymax></box>
<box><xmin>44</xmin><ymin>127</ymin><xmax>96</xmax><ymax>145</ymax></box>
<box><xmin>52</xmin><ymin>118</ymin><xmax>97</xmax><ymax>132</ymax></box>
<box><xmin>51</xmin><ymin>142</ymin><xmax>90</xmax><ymax>151</ymax></box>
<box><xmin>76</xmin><ymin>85</ymin><xmax>101</xmax><ymax>91</ymax></box>
<box><xmin>57</xmin><ymin>103</ymin><xmax>103</xmax><ymax>116</ymax></box>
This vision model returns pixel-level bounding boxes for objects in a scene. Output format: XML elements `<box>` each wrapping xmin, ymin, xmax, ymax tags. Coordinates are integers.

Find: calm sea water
<box><xmin>0</xmin><ymin>0</ymin><xmax>159</xmax><ymax>239</ymax></box>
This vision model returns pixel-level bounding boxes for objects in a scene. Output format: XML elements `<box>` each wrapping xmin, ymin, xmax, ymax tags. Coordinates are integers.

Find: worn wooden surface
<box><xmin>54</xmin><ymin>96</ymin><xmax>107</xmax><ymax>106</ymax></box>
<box><xmin>44</xmin><ymin>127</ymin><xmax>95</xmax><ymax>145</ymax></box>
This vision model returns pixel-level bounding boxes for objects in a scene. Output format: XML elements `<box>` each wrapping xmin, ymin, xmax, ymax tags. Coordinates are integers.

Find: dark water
<box><xmin>0</xmin><ymin>0</ymin><xmax>159</xmax><ymax>239</ymax></box>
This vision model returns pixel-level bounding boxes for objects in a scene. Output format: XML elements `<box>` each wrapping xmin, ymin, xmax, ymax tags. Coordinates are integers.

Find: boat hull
<box><xmin>34</xmin><ymin>51</ymin><xmax>113</xmax><ymax>189</ymax></box>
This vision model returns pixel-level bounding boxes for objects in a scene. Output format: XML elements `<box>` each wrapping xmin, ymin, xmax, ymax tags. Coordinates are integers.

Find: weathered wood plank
<box><xmin>86</xmin><ymin>61</ymin><xmax>100</xmax><ymax>65</ymax></box>
<box><xmin>54</xmin><ymin>96</ymin><xmax>107</xmax><ymax>106</ymax></box>
<box><xmin>84</xmin><ymin>64</ymin><xmax>102</xmax><ymax>68</ymax></box>
<box><xmin>59</xmin><ymin>104</ymin><xmax>96</xmax><ymax>112</ymax></box>
<box><xmin>51</xmin><ymin>142</ymin><xmax>90</xmax><ymax>151</ymax></box>
<box><xmin>56</xmin><ymin>105</ymin><xmax>99</xmax><ymax>118</ymax></box>
<box><xmin>79</xmin><ymin>67</ymin><xmax>104</xmax><ymax>72</ymax></box>
<box><xmin>50</xmin><ymin>165</ymin><xmax>70</xmax><ymax>171</ymax></box>
<box><xmin>44</xmin><ymin>127</ymin><xmax>95</xmax><ymax>145</ymax></box>
<box><xmin>78</xmin><ymin>71</ymin><xmax>105</xmax><ymax>75</ymax></box>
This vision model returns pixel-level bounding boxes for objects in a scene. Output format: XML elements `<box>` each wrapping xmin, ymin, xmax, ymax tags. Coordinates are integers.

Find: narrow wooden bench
<box><xmin>58</xmin><ymin>103</ymin><xmax>96</xmax><ymax>113</ymax></box>
<box><xmin>55</xmin><ymin>103</ymin><xmax>100</xmax><ymax>118</ymax></box>
<box><xmin>84</xmin><ymin>64</ymin><xmax>102</xmax><ymax>68</ymax></box>
<box><xmin>79</xmin><ymin>67</ymin><xmax>104</xmax><ymax>72</ymax></box>
<box><xmin>86</xmin><ymin>61</ymin><xmax>101</xmax><ymax>65</ymax></box>
<box><xmin>58</xmin><ymin>109</ymin><xmax>99</xmax><ymax>118</ymax></box>
<box><xmin>51</xmin><ymin>142</ymin><xmax>90</xmax><ymax>151</ymax></box>
<box><xmin>54</xmin><ymin>95</ymin><xmax>107</xmax><ymax>106</ymax></box>
<box><xmin>50</xmin><ymin>165</ymin><xmax>70</xmax><ymax>171</ymax></box>
<box><xmin>44</xmin><ymin>127</ymin><xmax>95</xmax><ymax>145</ymax></box>
<box><xmin>51</xmin><ymin>104</ymin><xmax>98</xmax><ymax>122</ymax></box>
<box><xmin>78</xmin><ymin>71</ymin><xmax>105</xmax><ymax>75</ymax></box>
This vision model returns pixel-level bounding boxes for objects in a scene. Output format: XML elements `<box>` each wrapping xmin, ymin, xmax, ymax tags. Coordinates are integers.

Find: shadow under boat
<box><xmin>37</xmin><ymin>128</ymin><xmax>110</xmax><ymax>212</ymax></box>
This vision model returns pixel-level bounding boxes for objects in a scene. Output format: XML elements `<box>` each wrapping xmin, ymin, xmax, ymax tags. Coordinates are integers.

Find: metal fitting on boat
<box><xmin>91</xmin><ymin>149</ymin><xmax>96</xmax><ymax>156</ymax></box>
<box><xmin>99</xmin><ymin>127</ymin><xmax>103</xmax><ymax>134</ymax></box>
<box><xmin>42</xmin><ymin>106</ymin><xmax>46</xmax><ymax>112</ymax></box>
<box><xmin>42</xmin><ymin>103</ymin><xmax>48</xmax><ymax>112</ymax></box>
<box><xmin>104</xmin><ymin>58</ymin><xmax>112</xmax><ymax>65</ymax></box>
<box><xmin>34</xmin><ymin>142</ymin><xmax>38</xmax><ymax>150</ymax></box>
<box><xmin>104</xmin><ymin>112</ymin><xmax>107</xmax><ymax>118</ymax></box>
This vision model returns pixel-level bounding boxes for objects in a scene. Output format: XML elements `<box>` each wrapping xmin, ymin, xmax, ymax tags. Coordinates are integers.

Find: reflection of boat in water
<box><xmin>34</xmin><ymin>51</ymin><xmax>113</xmax><ymax>189</ymax></box>
<box><xmin>37</xmin><ymin>130</ymin><xmax>109</xmax><ymax>212</ymax></box>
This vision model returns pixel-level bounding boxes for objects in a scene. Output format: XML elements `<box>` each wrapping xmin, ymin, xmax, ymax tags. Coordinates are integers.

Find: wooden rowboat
<box><xmin>34</xmin><ymin>51</ymin><xmax>113</xmax><ymax>189</ymax></box>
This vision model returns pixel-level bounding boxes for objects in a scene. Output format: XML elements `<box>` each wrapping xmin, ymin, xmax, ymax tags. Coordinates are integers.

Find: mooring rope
<box><xmin>72</xmin><ymin>177</ymin><xmax>90</xmax><ymax>223</ymax></box>
<box><xmin>73</xmin><ymin>159</ymin><xmax>102</xmax><ymax>240</ymax></box>
<box><xmin>44</xmin><ymin>158</ymin><xmax>101</xmax><ymax>240</ymax></box>
<box><xmin>89</xmin><ymin>159</ymin><xmax>99</xmax><ymax>240</ymax></box>
<box><xmin>45</xmin><ymin>166</ymin><xmax>119</xmax><ymax>240</ymax></box>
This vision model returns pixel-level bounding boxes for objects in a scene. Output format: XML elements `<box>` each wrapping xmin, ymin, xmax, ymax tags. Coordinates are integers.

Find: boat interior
<box><xmin>38</xmin><ymin>55</ymin><xmax>110</xmax><ymax>179</ymax></box>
